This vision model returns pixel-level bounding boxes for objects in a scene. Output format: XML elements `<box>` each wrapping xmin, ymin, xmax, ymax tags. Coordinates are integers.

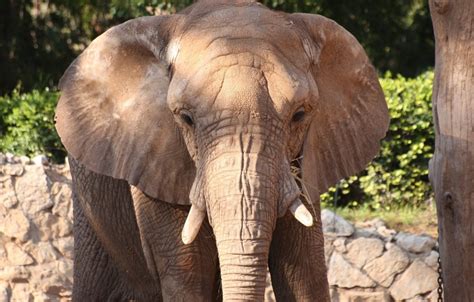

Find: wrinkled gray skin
<box><xmin>55</xmin><ymin>1</ymin><xmax>389</xmax><ymax>301</ymax></box>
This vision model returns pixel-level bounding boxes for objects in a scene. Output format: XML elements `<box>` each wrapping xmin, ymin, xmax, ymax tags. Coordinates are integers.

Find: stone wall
<box><xmin>0</xmin><ymin>154</ymin><xmax>73</xmax><ymax>301</ymax></box>
<box><xmin>320</xmin><ymin>210</ymin><xmax>440</xmax><ymax>301</ymax></box>
<box><xmin>0</xmin><ymin>154</ymin><xmax>440</xmax><ymax>301</ymax></box>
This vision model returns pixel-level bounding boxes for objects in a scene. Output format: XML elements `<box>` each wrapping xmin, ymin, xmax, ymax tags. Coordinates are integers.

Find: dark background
<box><xmin>0</xmin><ymin>0</ymin><xmax>434</xmax><ymax>95</ymax></box>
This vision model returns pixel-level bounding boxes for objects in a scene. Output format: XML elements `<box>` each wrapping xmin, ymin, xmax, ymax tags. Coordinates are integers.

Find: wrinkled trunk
<box><xmin>204</xmin><ymin>150</ymin><xmax>278</xmax><ymax>301</ymax></box>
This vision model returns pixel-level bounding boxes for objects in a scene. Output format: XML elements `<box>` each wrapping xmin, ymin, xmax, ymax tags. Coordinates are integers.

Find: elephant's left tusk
<box><xmin>289</xmin><ymin>198</ymin><xmax>314</xmax><ymax>227</ymax></box>
<box><xmin>182</xmin><ymin>205</ymin><xmax>206</xmax><ymax>244</ymax></box>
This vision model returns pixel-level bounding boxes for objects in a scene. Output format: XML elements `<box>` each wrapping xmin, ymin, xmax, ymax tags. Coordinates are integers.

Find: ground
<box><xmin>331</xmin><ymin>204</ymin><xmax>438</xmax><ymax>237</ymax></box>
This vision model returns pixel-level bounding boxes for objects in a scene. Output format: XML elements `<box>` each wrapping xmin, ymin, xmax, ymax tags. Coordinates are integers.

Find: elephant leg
<box><xmin>73</xmin><ymin>193</ymin><xmax>141</xmax><ymax>301</ymax></box>
<box><xmin>131</xmin><ymin>188</ymin><xmax>220</xmax><ymax>302</ymax></box>
<box><xmin>70</xmin><ymin>157</ymin><xmax>161</xmax><ymax>301</ymax></box>
<box><xmin>269</xmin><ymin>207</ymin><xmax>330</xmax><ymax>302</ymax></box>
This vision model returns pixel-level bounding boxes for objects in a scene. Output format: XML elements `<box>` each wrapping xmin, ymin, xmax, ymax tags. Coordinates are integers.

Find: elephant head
<box><xmin>55</xmin><ymin>1</ymin><xmax>389</xmax><ymax>300</ymax></box>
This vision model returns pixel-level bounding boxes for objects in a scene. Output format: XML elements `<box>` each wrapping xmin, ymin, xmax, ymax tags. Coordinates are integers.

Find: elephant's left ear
<box><xmin>290</xmin><ymin>13</ymin><xmax>390</xmax><ymax>202</ymax></box>
<box><xmin>55</xmin><ymin>16</ymin><xmax>195</xmax><ymax>205</ymax></box>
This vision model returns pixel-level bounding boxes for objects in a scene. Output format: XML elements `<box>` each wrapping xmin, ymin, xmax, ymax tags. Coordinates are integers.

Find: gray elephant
<box><xmin>55</xmin><ymin>0</ymin><xmax>389</xmax><ymax>301</ymax></box>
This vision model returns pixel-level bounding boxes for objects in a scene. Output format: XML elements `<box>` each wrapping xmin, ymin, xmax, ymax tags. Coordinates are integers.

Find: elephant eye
<box><xmin>291</xmin><ymin>107</ymin><xmax>306</xmax><ymax>123</ymax></box>
<box><xmin>180</xmin><ymin>111</ymin><xmax>194</xmax><ymax>127</ymax></box>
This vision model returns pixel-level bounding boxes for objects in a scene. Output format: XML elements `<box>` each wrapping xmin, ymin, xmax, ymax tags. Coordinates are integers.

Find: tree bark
<box><xmin>429</xmin><ymin>0</ymin><xmax>474</xmax><ymax>301</ymax></box>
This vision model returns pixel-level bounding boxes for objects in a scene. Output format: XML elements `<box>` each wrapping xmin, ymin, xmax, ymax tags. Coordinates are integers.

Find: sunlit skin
<box><xmin>55</xmin><ymin>1</ymin><xmax>389</xmax><ymax>300</ymax></box>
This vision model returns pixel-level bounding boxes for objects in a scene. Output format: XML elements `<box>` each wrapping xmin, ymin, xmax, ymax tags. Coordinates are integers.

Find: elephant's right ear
<box><xmin>55</xmin><ymin>16</ymin><xmax>195</xmax><ymax>205</ymax></box>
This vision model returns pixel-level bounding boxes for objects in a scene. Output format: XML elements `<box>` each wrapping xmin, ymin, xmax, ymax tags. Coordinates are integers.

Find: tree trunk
<box><xmin>429</xmin><ymin>0</ymin><xmax>474</xmax><ymax>301</ymax></box>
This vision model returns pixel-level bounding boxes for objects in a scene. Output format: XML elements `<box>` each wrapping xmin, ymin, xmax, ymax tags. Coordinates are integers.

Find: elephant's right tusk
<box><xmin>289</xmin><ymin>198</ymin><xmax>314</xmax><ymax>227</ymax></box>
<box><xmin>182</xmin><ymin>205</ymin><xmax>206</xmax><ymax>244</ymax></box>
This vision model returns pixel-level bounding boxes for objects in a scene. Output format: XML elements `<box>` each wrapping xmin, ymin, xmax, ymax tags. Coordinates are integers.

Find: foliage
<box><xmin>0</xmin><ymin>87</ymin><xmax>66</xmax><ymax>162</ymax></box>
<box><xmin>0</xmin><ymin>0</ymin><xmax>433</xmax><ymax>94</ymax></box>
<box><xmin>262</xmin><ymin>0</ymin><xmax>434</xmax><ymax>77</ymax></box>
<box><xmin>321</xmin><ymin>71</ymin><xmax>434</xmax><ymax>209</ymax></box>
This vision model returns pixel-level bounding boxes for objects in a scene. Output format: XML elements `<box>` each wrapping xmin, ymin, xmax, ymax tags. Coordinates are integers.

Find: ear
<box><xmin>291</xmin><ymin>14</ymin><xmax>390</xmax><ymax>203</ymax></box>
<box><xmin>55</xmin><ymin>16</ymin><xmax>195</xmax><ymax>205</ymax></box>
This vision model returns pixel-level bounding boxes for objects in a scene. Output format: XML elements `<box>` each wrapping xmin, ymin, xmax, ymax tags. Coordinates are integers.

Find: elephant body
<box><xmin>70</xmin><ymin>157</ymin><xmax>220</xmax><ymax>300</ymax></box>
<box><xmin>56</xmin><ymin>1</ymin><xmax>389</xmax><ymax>300</ymax></box>
<box><xmin>70</xmin><ymin>156</ymin><xmax>327</xmax><ymax>301</ymax></box>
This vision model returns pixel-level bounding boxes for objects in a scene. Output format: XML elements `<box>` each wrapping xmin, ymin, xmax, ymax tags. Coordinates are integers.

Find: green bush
<box><xmin>0</xmin><ymin>71</ymin><xmax>434</xmax><ymax>209</ymax></box>
<box><xmin>321</xmin><ymin>71</ymin><xmax>434</xmax><ymax>209</ymax></box>
<box><xmin>0</xmin><ymin>87</ymin><xmax>66</xmax><ymax>162</ymax></box>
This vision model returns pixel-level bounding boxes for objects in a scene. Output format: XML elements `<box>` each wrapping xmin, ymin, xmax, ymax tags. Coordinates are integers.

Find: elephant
<box><xmin>54</xmin><ymin>0</ymin><xmax>389</xmax><ymax>301</ymax></box>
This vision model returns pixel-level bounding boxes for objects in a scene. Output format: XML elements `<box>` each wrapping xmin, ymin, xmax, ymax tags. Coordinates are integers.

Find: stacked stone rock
<box><xmin>321</xmin><ymin>210</ymin><xmax>440</xmax><ymax>302</ymax></box>
<box><xmin>0</xmin><ymin>153</ymin><xmax>73</xmax><ymax>301</ymax></box>
<box><xmin>0</xmin><ymin>153</ymin><xmax>439</xmax><ymax>301</ymax></box>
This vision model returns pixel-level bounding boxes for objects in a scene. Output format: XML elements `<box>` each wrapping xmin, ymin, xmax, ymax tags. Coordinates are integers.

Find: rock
<box><xmin>376</xmin><ymin>225</ymin><xmax>396</xmax><ymax>239</ymax></box>
<box><xmin>19</xmin><ymin>156</ymin><xmax>31</xmax><ymax>165</ymax></box>
<box><xmin>0</xmin><ymin>176</ymin><xmax>18</xmax><ymax>208</ymax></box>
<box><xmin>5</xmin><ymin>242</ymin><xmax>34</xmax><ymax>265</ymax></box>
<box><xmin>324</xmin><ymin>236</ymin><xmax>336</xmax><ymax>267</ymax></box>
<box><xmin>57</xmin><ymin>259</ymin><xmax>73</xmax><ymax>284</ymax></box>
<box><xmin>337</xmin><ymin>289</ymin><xmax>391</xmax><ymax>302</ymax></box>
<box><xmin>0</xmin><ymin>204</ymin><xmax>6</xmax><ymax>220</ymax></box>
<box><xmin>0</xmin><ymin>209</ymin><xmax>31</xmax><ymax>242</ymax></box>
<box><xmin>427</xmin><ymin>289</ymin><xmax>440</xmax><ymax>301</ymax></box>
<box><xmin>32</xmin><ymin>213</ymin><xmax>73</xmax><ymax>240</ymax></box>
<box><xmin>405</xmin><ymin>295</ymin><xmax>425</xmax><ymax>301</ymax></box>
<box><xmin>1</xmin><ymin>164</ymin><xmax>24</xmax><ymax>176</ymax></box>
<box><xmin>30</xmin><ymin>261</ymin><xmax>72</xmax><ymax>296</ymax></box>
<box><xmin>52</xmin><ymin>237</ymin><xmax>74</xmax><ymax>259</ymax></box>
<box><xmin>0</xmin><ymin>282</ymin><xmax>9</xmax><ymax>302</ymax></box>
<box><xmin>32</xmin><ymin>155</ymin><xmax>48</xmax><ymax>166</ymax></box>
<box><xmin>352</xmin><ymin>227</ymin><xmax>381</xmax><ymax>240</ymax></box>
<box><xmin>5</xmin><ymin>153</ymin><xmax>15</xmax><ymax>164</ymax></box>
<box><xmin>357</xmin><ymin>218</ymin><xmax>386</xmax><ymax>229</ymax></box>
<box><xmin>321</xmin><ymin>209</ymin><xmax>355</xmax><ymax>237</ymax></box>
<box><xmin>0</xmin><ymin>266</ymin><xmax>30</xmax><ymax>282</ymax></box>
<box><xmin>333</xmin><ymin>238</ymin><xmax>347</xmax><ymax>253</ymax></box>
<box><xmin>389</xmin><ymin>259</ymin><xmax>438</xmax><ymax>300</ymax></box>
<box><xmin>51</xmin><ymin>183</ymin><xmax>73</xmax><ymax>220</ymax></box>
<box><xmin>0</xmin><ymin>154</ymin><xmax>5</xmax><ymax>165</ymax></box>
<box><xmin>11</xmin><ymin>283</ymin><xmax>32</xmax><ymax>302</ymax></box>
<box><xmin>346</xmin><ymin>237</ymin><xmax>384</xmax><ymax>268</ymax></box>
<box><xmin>0</xmin><ymin>243</ymin><xmax>6</xmax><ymax>265</ymax></box>
<box><xmin>28</xmin><ymin>241</ymin><xmax>60</xmax><ymax>264</ymax></box>
<box><xmin>365</xmin><ymin>245</ymin><xmax>410</xmax><ymax>287</ymax></box>
<box><xmin>328</xmin><ymin>252</ymin><xmax>375</xmax><ymax>288</ymax></box>
<box><xmin>16</xmin><ymin>166</ymin><xmax>53</xmax><ymax>216</ymax></box>
<box><xmin>31</xmin><ymin>292</ymin><xmax>58</xmax><ymax>302</ymax></box>
<box><xmin>396</xmin><ymin>232</ymin><xmax>436</xmax><ymax>254</ymax></box>
<box><xmin>424</xmin><ymin>250</ymin><xmax>439</xmax><ymax>270</ymax></box>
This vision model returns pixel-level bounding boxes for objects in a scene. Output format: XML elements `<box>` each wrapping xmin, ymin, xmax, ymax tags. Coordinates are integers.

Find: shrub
<box><xmin>321</xmin><ymin>71</ymin><xmax>434</xmax><ymax>209</ymax></box>
<box><xmin>0</xmin><ymin>87</ymin><xmax>65</xmax><ymax>162</ymax></box>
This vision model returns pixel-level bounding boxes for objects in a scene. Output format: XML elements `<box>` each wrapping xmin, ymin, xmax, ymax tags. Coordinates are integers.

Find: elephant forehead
<box><xmin>170</xmin><ymin>58</ymin><xmax>310</xmax><ymax>116</ymax></box>
<box><xmin>173</xmin><ymin>4</ymin><xmax>310</xmax><ymax>74</ymax></box>
<box><xmin>167</xmin><ymin>5</ymin><xmax>314</xmax><ymax>114</ymax></box>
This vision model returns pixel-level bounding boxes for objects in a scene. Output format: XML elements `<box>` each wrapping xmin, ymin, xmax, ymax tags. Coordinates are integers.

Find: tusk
<box><xmin>182</xmin><ymin>205</ymin><xmax>206</xmax><ymax>244</ymax></box>
<box><xmin>289</xmin><ymin>198</ymin><xmax>314</xmax><ymax>227</ymax></box>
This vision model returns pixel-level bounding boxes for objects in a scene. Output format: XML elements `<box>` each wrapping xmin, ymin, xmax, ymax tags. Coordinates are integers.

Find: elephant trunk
<box><xmin>205</xmin><ymin>151</ymin><xmax>278</xmax><ymax>301</ymax></box>
<box><xmin>181</xmin><ymin>130</ymin><xmax>314</xmax><ymax>300</ymax></box>
<box><xmin>213</xmin><ymin>209</ymin><xmax>272</xmax><ymax>300</ymax></box>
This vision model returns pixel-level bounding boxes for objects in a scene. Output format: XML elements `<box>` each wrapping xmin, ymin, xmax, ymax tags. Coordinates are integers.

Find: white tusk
<box><xmin>182</xmin><ymin>205</ymin><xmax>206</xmax><ymax>244</ymax></box>
<box><xmin>289</xmin><ymin>198</ymin><xmax>314</xmax><ymax>227</ymax></box>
